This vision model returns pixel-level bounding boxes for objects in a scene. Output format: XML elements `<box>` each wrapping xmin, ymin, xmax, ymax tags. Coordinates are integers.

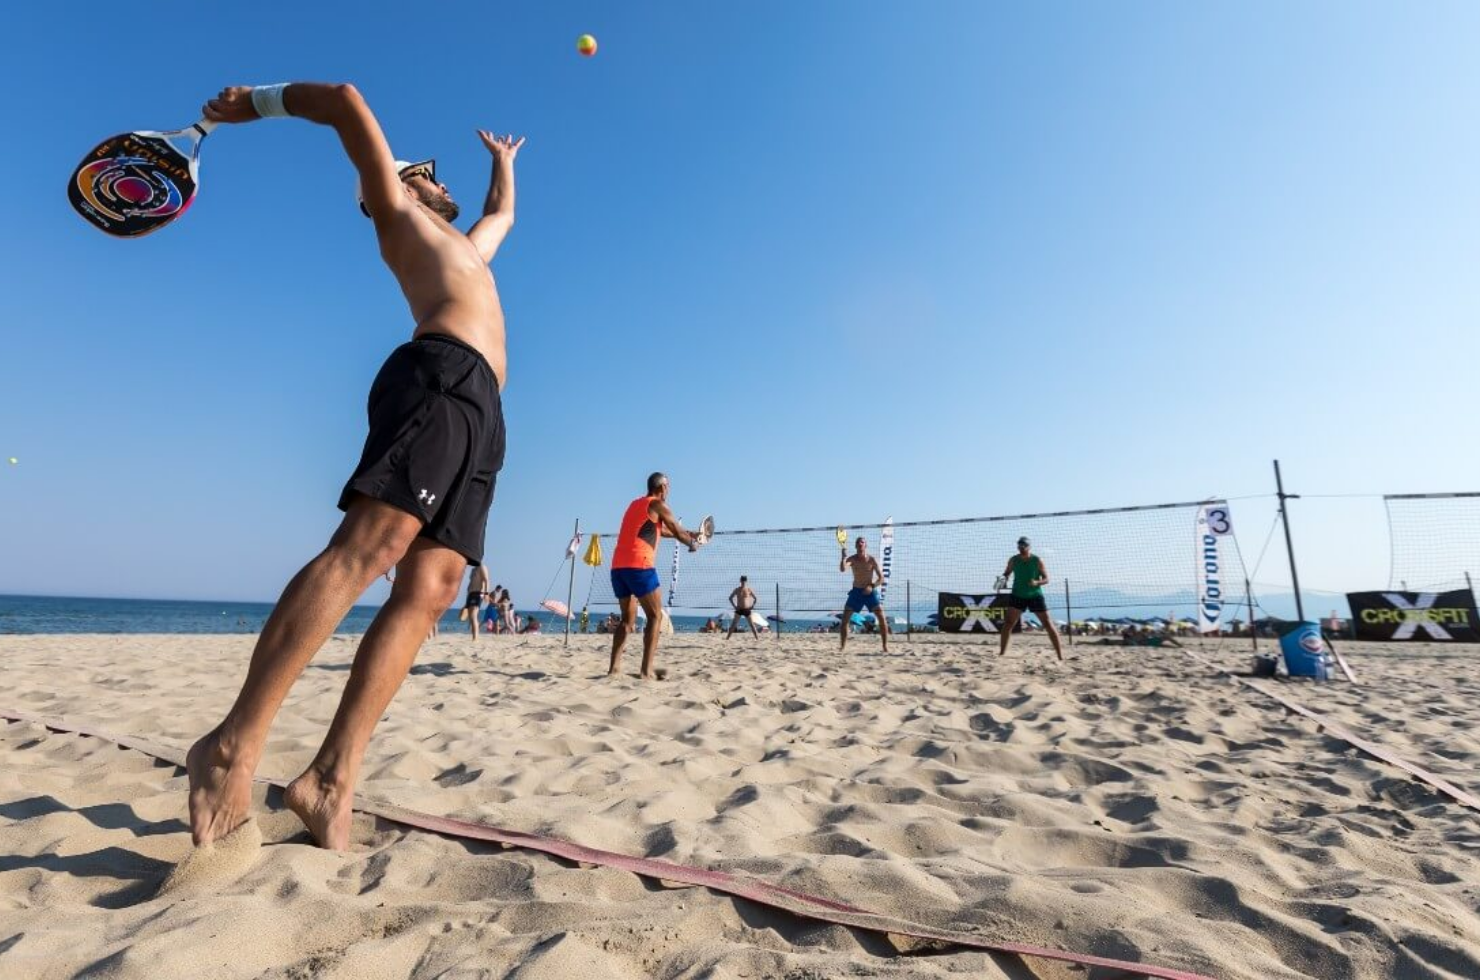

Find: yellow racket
<box><xmin>836</xmin><ymin>526</ymin><xmax>848</xmax><ymax>548</ymax></box>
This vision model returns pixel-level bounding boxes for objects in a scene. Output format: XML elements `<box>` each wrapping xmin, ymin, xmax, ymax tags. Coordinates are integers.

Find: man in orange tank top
<box><xmin>609</xmin><ymin>472</ymin><xmax>702</xmax><ymax>679</ymax></box>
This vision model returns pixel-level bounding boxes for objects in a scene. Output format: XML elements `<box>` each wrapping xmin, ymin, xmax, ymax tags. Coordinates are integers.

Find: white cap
<box><xmin>356</xmin><ymin>159</ymin><xmax>436</xmax><ymax>216</ymax></box>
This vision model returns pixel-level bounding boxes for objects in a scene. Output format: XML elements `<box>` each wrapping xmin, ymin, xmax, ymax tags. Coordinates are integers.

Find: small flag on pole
<box><xmin>583</xmin><ymin>535</ymin><xmax>603</xmax><ymax>567</ymax></box>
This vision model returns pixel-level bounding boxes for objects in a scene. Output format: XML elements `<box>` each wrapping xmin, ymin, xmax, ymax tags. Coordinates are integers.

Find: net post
<box><xmin>775</xmin><ymin>583</ymin><xmax>781</xmax><ymax>642</ymax></box>
<box><xmin>1274</xmin><ymin>459</ymin><xmax>1307</xmax><ymax>622</ymax></box>
<box><xmin>1065</xmin><ymin>579</ymin><xmax>1073</xmax><ymax>647</ymax></box>
<box><xmin>907</xmin><ymin>580</ymin><xmax>913</xmax><ymax>642</ymax></box>
<box><xmin>1468</xmin><ymin>571</ymin><xmax>1475</xmax><ymax>608</ymax></box>
<box><xmin>1245</xmin><ymin>577</ymin><xmax>1257</xmax><ymax>652</ymax></box>
<box><xmin>564</xmin><ymin>518</ymin><xmax>579</xmax><ymax>647</ymax></box>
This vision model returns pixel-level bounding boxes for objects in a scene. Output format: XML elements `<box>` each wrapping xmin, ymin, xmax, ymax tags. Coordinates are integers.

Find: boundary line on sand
<box><xmin>0</xmin><ymin>705</ymin><xmax>1217</xmax><ymax>980</ymax></box>
<box><xmin>1181</xmin><ymin>652</ymin><xmax>1480</xmax><ymax>813</ymax></box>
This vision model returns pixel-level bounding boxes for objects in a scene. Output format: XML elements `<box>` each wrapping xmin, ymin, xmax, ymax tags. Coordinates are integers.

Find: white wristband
<box><xmin>251</xmin><ymin>83</ymin><xmax>291</xmax><ymax>118</ymax></box>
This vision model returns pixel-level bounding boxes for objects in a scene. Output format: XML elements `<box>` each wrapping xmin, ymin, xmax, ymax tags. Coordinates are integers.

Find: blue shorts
<box><xmin>611</xmin><ymin>567</ymin><xmax>661</xmax><ymax>601</ymax></box>
<box><xmin>845</xmin><ymin>587</ymin><xmax>881</xmax><ymax>612</ymax></box>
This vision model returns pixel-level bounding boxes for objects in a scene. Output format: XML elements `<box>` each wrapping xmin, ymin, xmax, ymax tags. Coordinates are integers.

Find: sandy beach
<box><xmin>2</xmin><ymin>631</ymin><xmax>1478</xmax><ymax>979</ymax></box>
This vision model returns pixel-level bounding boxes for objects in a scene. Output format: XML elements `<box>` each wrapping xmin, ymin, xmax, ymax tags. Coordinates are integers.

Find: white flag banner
<box><xmin>879</xmin><ymin>517</ymin><xmax>894</xmax><ymax>602</ymax></box>
<box><xmin>1195</xmin><ymin>503</ymin><xmax>1233</xmax><ymax>634</ymax></box>
<box><xmin>566</xmin><ymin>534</ymin><xmax>581</xmax><ymax>559</ymax></box>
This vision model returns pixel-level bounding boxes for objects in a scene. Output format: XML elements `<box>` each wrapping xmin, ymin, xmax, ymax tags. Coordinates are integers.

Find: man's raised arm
<box><xmin>468</xmin><ymin>131</ymin><xmax>525</xmax><ymax>263</ymax></box>
<box><xmin>202</xmin><ymin>83</ymin><xmax>405</xmax><ymax>225</ymax></box>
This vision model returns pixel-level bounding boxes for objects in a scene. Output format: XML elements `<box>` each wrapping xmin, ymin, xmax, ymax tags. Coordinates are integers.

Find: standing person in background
<box><xmin>460</xmin><ymin>563</ymin><xmax>489</xmax><ymax>639</ymax></box>
<box><xmin>607</xmin><ymin>472</ymin><xmax>703</xmax><ymax>679</ymax></box>
<box><xmin>579</xmin><ymin>606</ymin><xmax>590</xmax><ymax>633</ymax></box>
<box><xmin>726</xmin><ymin>575</ymin><xmax>760</xmax><ymax>639</ymax></box>
<box><xmin>500</xmin><ymin>588</ymin><xmax>516</xmax><ymax>634</ymax></box>
<box><xmin>838</xmin><ymin>537</ymin><xmax>889</xmax><ymax>654</ymax></box>
<box><xmin>998</xmin><ymin>536</ymin><xmax>1064</xmax><ymax>661</ymax></box>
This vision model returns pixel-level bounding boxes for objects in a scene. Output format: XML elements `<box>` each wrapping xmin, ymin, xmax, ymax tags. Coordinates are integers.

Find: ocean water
<box><xmin>0</xmin><ymin>594</ymin><xmax>811</xmax><ymax>635</ymax></box>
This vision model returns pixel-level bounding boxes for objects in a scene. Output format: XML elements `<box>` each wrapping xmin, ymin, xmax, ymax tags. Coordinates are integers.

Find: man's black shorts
<box><xmin>339</xmin><ymin>334</ymin><xmax>505</xmax><ymax>564</ymax></box>
<box><xmin>1008</xmin><ymin>594</ymin><xmax>1048</xmax><ymax>614</ymax></box>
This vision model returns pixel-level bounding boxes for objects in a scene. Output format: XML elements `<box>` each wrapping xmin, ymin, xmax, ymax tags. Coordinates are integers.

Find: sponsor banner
<box><xmin>668</xmin><ymin>538</ymin><xmax>681</xmax><ymax>606</ymax></box>
<box><xmin>1346</xmin><ymin>590</ymin><xmax>1480</xmax><ymax>642</ymax></box>
<box><xmin>879</xmin><ymin>517</ymin><xmax>894</xmax><ymax>602</ymax></box>
<box><xmin>1195</xmin><ymin>504</ymin><xmax>1233</xmax><ymax>634</ymax></box>
<box><xmin>937</xmin><ymin>592</ymin><xmax>1014</xmax><ymax>634</ymax></box>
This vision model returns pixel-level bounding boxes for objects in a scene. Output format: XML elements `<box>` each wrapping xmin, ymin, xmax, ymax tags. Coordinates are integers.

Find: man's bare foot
<box><xmin>187</xmin><ymin>728</ymin><xmax>258</xmax><ymax>847</ymax></box>
<box><xmin>284</xmin><ymin>767</ymin><xmax>355</xmax><ymax>851</ymax></box>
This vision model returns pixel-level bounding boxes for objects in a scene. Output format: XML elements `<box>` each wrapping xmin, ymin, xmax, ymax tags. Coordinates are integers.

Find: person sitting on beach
<box><xmin>839</xmin><ymin>536</ymin><xmax>889</xmax><ymax>654</ymax></box>
<box><xmin>701</xmin><ymin>618</ymin><xmax>719</xmax><ymax>633</ymax></box>
<box><xmin>726</xmin><ymin>575</ymin><xmax>760</xmax><ymax>639</ymax></box>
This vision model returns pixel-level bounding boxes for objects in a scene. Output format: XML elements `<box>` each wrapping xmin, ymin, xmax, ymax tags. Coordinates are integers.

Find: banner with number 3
<box><xmin>1196</xmin><ymin>503</ymin><xmax>1233</xmax><ymax>633</ymax></box>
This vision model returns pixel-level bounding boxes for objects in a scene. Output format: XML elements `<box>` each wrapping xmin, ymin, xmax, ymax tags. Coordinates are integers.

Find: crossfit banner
<box><xmin>1345</xmin><ymin>590</ymin><xmax>1479</xmax><ymax>642</ymax></box>
<box><xmin>1195</xmin><ymin>503</ymin><xmax>1233</xmax><ymax>634</ymax></box>
<box><xmin>937</xmin><ymin>592</ymin><xmax>1013</xmax><ymax>633</ymax></box>
<box><xmin>879</xmin><ymin>517</ymin><xmax>894</xmax><ymax>602</ymax></box>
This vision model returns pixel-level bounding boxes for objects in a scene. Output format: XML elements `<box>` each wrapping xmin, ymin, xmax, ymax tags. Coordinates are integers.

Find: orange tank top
<box><xmin>613</xmin><ymin>495</ymin><xmax>663</xmax><ymax>569</ymax></box>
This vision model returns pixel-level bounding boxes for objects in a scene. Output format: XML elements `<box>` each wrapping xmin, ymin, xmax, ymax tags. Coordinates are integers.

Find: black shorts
<box><xmin>1008</xmin><ymin>594</ymin><xmax>1048</xmax><ymax>614</ymax></box>
<box><xmin>339</xmin><ymin>334</ymin><xmax>505</xmax><ymax>565</ymax></box>
<box><xmin>464</xmin><ymin>591</ymin><xmax>483</xmax><ymax>609</ymax></box>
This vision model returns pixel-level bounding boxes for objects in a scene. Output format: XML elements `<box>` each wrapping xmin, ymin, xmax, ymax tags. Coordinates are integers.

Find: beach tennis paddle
<box><xmin>694</xmin><ymin>515</ymin><xmax>715</xmax><ymax>546</ymax></box>
<box><xmin>836</xmin><ymin>526</ymin><xmax>848</xmax><ymax>549</ymax></box>
<box><xmin>68</xmin><ymin>119</ymin><xmax>216</xmax><ymax>237</ymax></box>
<box><xmin>994</xmin><ymin>575</ymin><xmax>1008</xmax><ymax>592</ymax></box>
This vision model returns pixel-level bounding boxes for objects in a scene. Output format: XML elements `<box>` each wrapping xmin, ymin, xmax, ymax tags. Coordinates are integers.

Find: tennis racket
<box><xmin>68</xmin><ymin>119</ymin><xmax>216</xmax><ymax>237</ymax></box>
<box><xmin>694</xmin><ymin>515</ymin><xmax>715</xmax><ymax>546</ymax></box>
<box><xmin>836</xmin><ymin>526</ymin><xmax>848</xmax><ymax>548</ymax></box>
<box><xmin>993</xmin><ymin>575</ymin><xmax>1008</xmax><ymax>592</ymax></box>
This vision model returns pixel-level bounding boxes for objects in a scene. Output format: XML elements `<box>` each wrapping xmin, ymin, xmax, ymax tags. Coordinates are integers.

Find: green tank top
<box><xmin>1011</xmin><ymin>555</ymin><xmax>1044</xmax><ymax>598</ymax></box>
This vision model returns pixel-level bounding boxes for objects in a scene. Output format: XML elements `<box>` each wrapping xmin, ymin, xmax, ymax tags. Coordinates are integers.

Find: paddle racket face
<box><xmin>695</xmin><ymin>515</ymin><xmax>715</xmax><ymax>546</ymax></box>
<box><xmin>994</xmin><ymin>575</ymin><xmax>1008</xmax><ymax>592</ymax></box>
<box><xmin>836</xmin><ymin>526</ymin><xmax>848</xmax><ymax>547</ymax></box>
<box><xmin>68</xmin><ymin>120</ymin><xmax>215</xmax><ymax>237</ymax></box>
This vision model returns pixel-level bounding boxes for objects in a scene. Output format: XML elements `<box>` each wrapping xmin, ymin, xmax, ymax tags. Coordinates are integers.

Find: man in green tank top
<box><xmin>998</xmin><ymin>536</ymin><xmax>1064</xmax><ymax>660</ymax></box>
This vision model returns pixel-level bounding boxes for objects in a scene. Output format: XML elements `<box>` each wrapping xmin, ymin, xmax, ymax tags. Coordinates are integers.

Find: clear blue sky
<box><xmin>2</xmin><ymin>2</ymin><xmax>1478</xmax><ymax>608</ymax></box>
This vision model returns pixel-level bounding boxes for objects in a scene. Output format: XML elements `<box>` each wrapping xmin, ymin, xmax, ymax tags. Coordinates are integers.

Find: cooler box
<box><xmin>1278</xmin><ymin>621</ymin><xmax>1330</xmax><ymax>680</ymax></box>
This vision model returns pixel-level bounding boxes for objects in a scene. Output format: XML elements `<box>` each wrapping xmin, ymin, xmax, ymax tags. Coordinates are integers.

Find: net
<box><xmin>585</xmin><ymin>499</ymin><xmax>1249</xmax><ymax>624</ymax></box>
<box><xmin>1385</xmin><ymin>492</ymin><xmax>1480</xmax><ymax>593</ymax></box>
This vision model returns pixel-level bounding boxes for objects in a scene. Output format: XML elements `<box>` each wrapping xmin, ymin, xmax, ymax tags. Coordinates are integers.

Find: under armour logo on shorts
<box><xmin>418</xmin><ymin>488</ymin><xmax>437</xmax><ymax>505</ymax></box>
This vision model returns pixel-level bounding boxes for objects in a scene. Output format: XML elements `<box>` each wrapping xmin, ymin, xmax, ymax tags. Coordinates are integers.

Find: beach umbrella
<box><xmin>541</xmin><ymin>599</ymin><xmax>572</xmax><ymax>619</ymax></box>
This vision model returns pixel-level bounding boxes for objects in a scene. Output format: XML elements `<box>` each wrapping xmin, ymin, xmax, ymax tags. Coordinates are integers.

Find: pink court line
<box><xmin>1182</xmin><ymin>653</ymin><xmax>1480</xmax><ymax>813</ymax></box>
<box><xmin>0</xmin><ymin>705</ymin><xmax>1218</xmax><ymax>980</ymax></box>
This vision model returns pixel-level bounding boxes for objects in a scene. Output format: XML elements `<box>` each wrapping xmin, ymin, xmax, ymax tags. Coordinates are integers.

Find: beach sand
<box><xmin>2</xmin><ymin>631</ymin><xmax>1478</xmax><ymax>979</ymax></box>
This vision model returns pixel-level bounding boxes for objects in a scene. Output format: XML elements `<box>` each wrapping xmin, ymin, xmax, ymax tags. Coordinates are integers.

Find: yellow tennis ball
<box><xmin>6</xmin><ymin>457</ymin><xmax>15</xmax><ymax>465</ymax></box>
<box><xmin>577</xmin><ymin>34</ymin><xmax>597</xmax><ymax>57</ymax></box>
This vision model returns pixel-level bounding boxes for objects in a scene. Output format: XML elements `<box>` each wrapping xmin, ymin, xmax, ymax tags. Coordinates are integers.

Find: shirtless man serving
<box><xmin>186</xmin><ymin>82</ymin><xmax>522</xmax><ymax>850</ymax></box>
<box><xmin>726</xmin><ymin>575</ymin><xmax>760</xmax><ymax>639</ymax></box>
<box><xmin>839</xmin><ymin>536</ymin><xmax>889</xmax><ymax>653</ymax></box>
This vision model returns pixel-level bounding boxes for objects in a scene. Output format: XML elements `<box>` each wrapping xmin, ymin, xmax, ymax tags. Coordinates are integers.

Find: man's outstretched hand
<box><xmin>203</xmin><ymin>87</ymin><xmax>261</xmax><ymax>124</ymax></box>
<box><xmin>478</xmin><ymin>131</ymin><xmax>526</xmax><ymax>161</ymax></box>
